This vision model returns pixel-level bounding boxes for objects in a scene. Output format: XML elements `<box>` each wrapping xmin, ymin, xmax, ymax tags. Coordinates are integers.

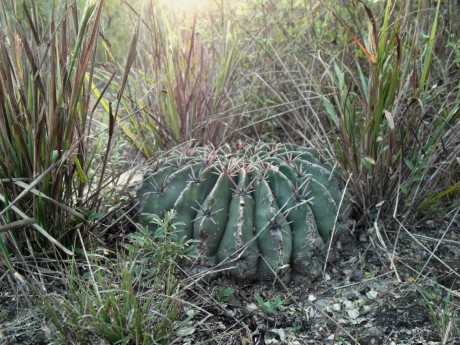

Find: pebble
<box><xmin>308</xmin><ymin>294</ymin><xmax>317</xmax><ymax>302</ymax></box>
<box><xmin>366</xmin><ymin>290</ymin><xmax>378</xmax><ymax>299</ymax></box>
<box><xmin>347</xmin><ymin>308</ymin><xmax>360</xmax><ymax>319</ymax></box>
<box><xmin>332</xmin><ymin>303</ymin><xmax>341</xmax><ymax>311</ymax></box>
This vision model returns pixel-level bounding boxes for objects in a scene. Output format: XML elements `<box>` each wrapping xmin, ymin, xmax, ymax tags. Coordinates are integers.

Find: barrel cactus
<box><xmin>137</xmin><ymin>143</ymin><xmax>350</xmax><ymax>282</ymax></box>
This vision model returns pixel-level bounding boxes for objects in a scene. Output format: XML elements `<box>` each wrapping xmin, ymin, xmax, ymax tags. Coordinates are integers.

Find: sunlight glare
<box><xmin>168</xmin><ymin>0</ymin><xmax>212</xmax><ymax>12</ymax></box>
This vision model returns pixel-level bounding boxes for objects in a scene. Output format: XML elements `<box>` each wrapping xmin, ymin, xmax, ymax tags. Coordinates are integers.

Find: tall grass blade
<box><xmin>419</xmin><ymin>0</ymin><xmax>440</xmax><ymax>91</ymax></box>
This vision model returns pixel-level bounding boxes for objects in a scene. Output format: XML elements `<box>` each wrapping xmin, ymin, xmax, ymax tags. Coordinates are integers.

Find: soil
<box><xmin>176</xmin><ymin>222</ymin><xmax>460</xmax><ymax>345</ymax></box>
<box><xmin>1</xmin><ymin>222</ymin><xmax>459</xmax><ymax>344</ymax></box>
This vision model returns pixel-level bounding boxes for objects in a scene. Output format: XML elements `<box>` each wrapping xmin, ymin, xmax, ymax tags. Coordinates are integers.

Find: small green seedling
<box><xmin>217</xmin><ymin>287</ymin><xmax>235</xmax><ymax>303</ymax></box>
<box><xmin>254</xmin><ymin>294</ymin><xmax>284</xmax><ymax>316</ymax></box>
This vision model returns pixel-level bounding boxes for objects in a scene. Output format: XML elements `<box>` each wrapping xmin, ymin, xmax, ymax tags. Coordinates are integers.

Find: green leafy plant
<box><xmin>217</xmin><ymin>287</ymin><xmax>235</xmax><ymax>303</ymax></box>
<box><xmin>137</xmin><ymin>142</ymin><xmax>350</xmax><ymax>282</ymax></box>
<box><xmin>415</xmin><ymin>284</ymin><xmax>459</xmax><ymax>342</ymax></box>
<box><xmin>125</xmin><ymin>211</ymin><xmax>200</xmax><ymax>284</ymax></box>
<box><xmin>41</xmin><ymin>211</ymin><xmax>196</xmax><ymax>344</ymax></box>
<box><xmin>230</xmin><ymin>0</ymin><xmax>459</xmax><ymax>225</ymax></box>
<box><xmin>0</xmin><ymin>0</ymin><xmax>111</xmax><ymax>256</ymax></box>
<box><xmin>309</xmin><ymin>0</ymin><xmax>460</xmax><ymax>222</ymax></box>
<box><xmin>254</xmin><ymin>294</ymin><xmax>283</xmax><ymax>316</ymax></box>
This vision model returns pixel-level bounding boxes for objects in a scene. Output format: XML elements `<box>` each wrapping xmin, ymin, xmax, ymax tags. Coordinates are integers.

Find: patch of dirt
<box><xmin>0</xmin><ymin>292</ymin><xmax>47</xmax><ymax>344</ymax></box>
<box><xmin>175</xmin><ymin>223</ymin><xmax>460</xmax><ymax>344</ymax></box>
<box><xmin>1</xmin><ymin>223</ymin><xmax>459</xmax><ymax>344</ymax></box>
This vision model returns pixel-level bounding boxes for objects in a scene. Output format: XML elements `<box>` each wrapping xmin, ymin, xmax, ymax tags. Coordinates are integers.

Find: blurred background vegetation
<box><xmin>88</xmin><ymin>0</ymin><xmax>460</xmax><ymax>219</ymax></box>
<box><xmin>0</xmin><ymin>0</ymin><xmax>459</xmax><ymax>343</ymax></box>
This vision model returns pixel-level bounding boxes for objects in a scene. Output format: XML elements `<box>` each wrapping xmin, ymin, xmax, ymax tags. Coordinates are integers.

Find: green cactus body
<box><xmin>137</xmin><ymin>142</ymin><xmax>350</xmax><ymax>282</ymax></box>
<box><xmin>274</xmin><ymin>162</ymin><xmax>341</xmax><ymax>242</ymax></box>
<box><xmin>139</xmin><ymin>163</ymin><xmax>203</xmax><ymax>224</ymax></box>
<box><xmin>283</xmin><ymin>153</ymin><xmax>345</xmax><ymax>204</ymax></box>
<box><xmin>265</xmin><ymin>168</ymin><xmax>324</xmax><ymax>276</ymax></box>
<box><xmin>216</xmin><ymin>169</ymin><xmax>259</xmax><ymax>280</ymax></box>
<box><xmin>253</xmin><ymin>173</ymin><xmax>292</xmax><ymax>280</ymax></box>
<box><xmin>273</xmin><ymin>144</ymin><xmax>322</xmax><ymax>162</ymax></box>
<box><xmin>305</xmin><ymin>177</ymin><xmax>340</xmax><ymax>241</ymax></box>
<box><xmin>280</xmin><ymin>154</ymin><xmax>351</xmax><ymax>236</ymax></box>
<box><xmin>172</xmin><ymin>167</ymin><xmax>219</xmax><ymax>240</ymax></box>
<box><xmin>194</xmin><ymin>172</ymin><xmax>233</xmax><ymax>256</ymax></box>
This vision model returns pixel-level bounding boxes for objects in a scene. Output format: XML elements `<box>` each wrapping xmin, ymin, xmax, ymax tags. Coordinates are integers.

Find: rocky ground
<box><xmin>1</xmin><ymin>220</ymin><xmax>459</xmax><ymax>344</ymax></box>
<box><xmin>176</xmin><ymin>221</ymin><xmax>460</xmax><ymax>345</ymax></box>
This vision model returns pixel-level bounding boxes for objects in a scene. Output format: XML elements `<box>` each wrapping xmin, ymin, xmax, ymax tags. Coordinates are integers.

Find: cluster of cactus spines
<box><xmin>137</xmin><ymin>142</ymin><xmax>350</xmax><ymax>282</ymax></box>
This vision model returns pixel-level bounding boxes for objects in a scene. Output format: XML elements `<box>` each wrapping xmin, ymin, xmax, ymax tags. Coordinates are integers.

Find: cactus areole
<box><xmin>137</xmin><ymin>143</ymin><xmax>350</xmax><ymax>282</ymax></box>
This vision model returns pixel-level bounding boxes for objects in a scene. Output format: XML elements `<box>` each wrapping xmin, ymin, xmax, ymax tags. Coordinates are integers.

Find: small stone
<box><xmin>366</xmin><ymin>290</ymin><xmax>378</xmax><ymax>299</ymax></box>
<box><xmin>224</xmin><ymin>309</ymin><xmax>236</xmax><ymax>318</ymax></box>
<box><xmin>246</xmin><ymin>303</ymin><xmax>258</xmax><ymax>312</ymax></box>
<box><xmin>342</xmin><ymin>268</ymin><xmax>353</xmax><ymax>276</ymax></box>
<box><xmin>343</xmin><ymin>300</ymin><xmax>353</xmax><ymax>309</ymax></box>
<box><xmin>347</xmin><ymin>308</ymin><xmax>360</xmax><ymax>319</ymax></box>
<box><xmin>361</xmin><ymin>305</ymin><xmax>373</xmax><ymax>315</ymax></box>
<box><xmin>308</xmin><ymin>294</ymin><xmax>317</xmax><ymax>302</ymax></box>
<box><xmin>325</xmin><ymin>334</ymin><xmax>335</xmax><ymax>345</ymax></box>
<box><xmin>332</xmin><ymin>303</ymin><xmax>341</xmax><ymax>311</ymax></box>
<box><xmin>335</xmin><ymin>241</ymin><xmax>342</xmax><ymax>251</ymax></box>
<box><xmin>177</xmin><ymin>326</ymin><xmax>196</xmax><ymax>336</ymax></box>
<box><xmin>266</xmin><ymin>329</ymin><xmax>288</xmax><ymax>343</ymax></box>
